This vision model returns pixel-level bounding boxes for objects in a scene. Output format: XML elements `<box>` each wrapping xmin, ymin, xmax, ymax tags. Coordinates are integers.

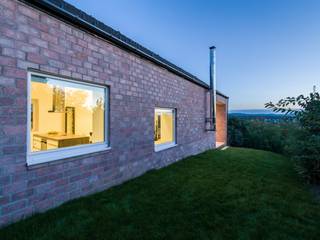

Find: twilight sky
<box><xmin>67</xmin><ymin>0</ymin><xmax>320</xmax><ymax>110</ymax></box>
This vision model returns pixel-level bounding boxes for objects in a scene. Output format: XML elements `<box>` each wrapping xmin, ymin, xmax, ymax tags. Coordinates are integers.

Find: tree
<box><xmin>265</xmin><ymin>89</ymin><xmax>320</xmax><ymax>183</ymax></box>
<box><xmin>265</xmin><ymin>91</ymin><xmax>320</xmax><ymax>134</ymax></box>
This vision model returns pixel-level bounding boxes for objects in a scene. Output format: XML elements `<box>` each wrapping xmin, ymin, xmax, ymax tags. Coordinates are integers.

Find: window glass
<box><xmin>30</xmin><ymin>74</ymin><xmax>106</xmax><ymax>153</ymax></box>
<box><xmin>154</xmin><ymin>108</ymin><xmax>175</xmax><ymax>147</ymax></box>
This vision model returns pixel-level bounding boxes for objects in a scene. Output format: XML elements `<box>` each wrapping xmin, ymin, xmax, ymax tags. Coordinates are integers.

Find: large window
<box><xmin>27</xmin><ymin>72</ymin><xmax>109</xmax><ymax>165</ymax></box>
<box><xmin>154</xmin><ymin>108</ymin><xmax>176</xmax><ymax>151</ymax></box>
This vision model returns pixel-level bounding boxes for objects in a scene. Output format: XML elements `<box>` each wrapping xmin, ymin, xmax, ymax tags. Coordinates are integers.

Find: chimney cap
<box><xmin>209</xmin><ymin>46</ymin><xmax>216</xmax><ymax>49</ymax></box>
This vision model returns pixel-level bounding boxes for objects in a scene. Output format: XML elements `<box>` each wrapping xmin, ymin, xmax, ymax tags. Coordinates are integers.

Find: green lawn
<box><xmin>1</xmin><ymin>148</ymin><xmax>320</xmax><ymax>239</ymax></box>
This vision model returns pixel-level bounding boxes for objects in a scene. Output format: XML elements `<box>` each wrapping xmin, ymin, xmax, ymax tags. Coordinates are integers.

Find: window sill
<box><xmin>27</xmin><ymin>143</ymin><xmax>110</xmax><ymax>166</ymax></box>
<box><xmin>154</xmin><ymin>143</ymin><xmax>177</xmax><ymax>152</ymax></box>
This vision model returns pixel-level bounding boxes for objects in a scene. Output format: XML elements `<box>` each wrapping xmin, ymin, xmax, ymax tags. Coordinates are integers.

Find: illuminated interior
<box><xmin>30</xmin><ymin>74</ymin><xmax>105</xmax><ymax>153</ymax></box>
<box><xmin>154</xmin><ymin>108</ymin><xmax>175</xmax><ymax>146</ymax></box>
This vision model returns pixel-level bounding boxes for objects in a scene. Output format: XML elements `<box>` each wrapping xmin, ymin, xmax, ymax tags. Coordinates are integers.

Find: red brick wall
<box><xmin>0</xmin><ymin>0</ymin><xmax>215</xmax><ymax>226</ymax></box>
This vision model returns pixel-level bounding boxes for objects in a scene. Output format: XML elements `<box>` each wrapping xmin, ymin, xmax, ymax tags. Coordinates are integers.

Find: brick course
<box><xmin>0</xmin><ymin>0</ymin><xmax>217</xmax><ymax>226</ymax></box>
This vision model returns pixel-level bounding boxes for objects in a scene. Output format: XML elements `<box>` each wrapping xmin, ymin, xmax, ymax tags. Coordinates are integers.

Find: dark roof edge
<box><xmin>20</xmin><ymin>0</ymin><xmax>229</xmax><ymax>98</ymax></box>
<box><xmin>216</xmin><ymin>91</ymin><xmax>229</xmax><ymax>99</ymax></box>
<box><xmin>20</xmin><ymin>0</ymin><xmax>212</xmax><ymax>89</ymax></box>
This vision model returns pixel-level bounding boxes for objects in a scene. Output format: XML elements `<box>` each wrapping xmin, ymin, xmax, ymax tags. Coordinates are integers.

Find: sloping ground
<box><xmin>1</xmin><ymin>148</ymin><xmax>320</xmax><ymax>239</ymax></box>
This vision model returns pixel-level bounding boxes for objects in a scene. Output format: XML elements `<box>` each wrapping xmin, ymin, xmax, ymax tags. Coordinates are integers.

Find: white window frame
<box><xmin>154</xmin><ymin>108</ymin><xmax>177</xmax><ymax>152</ymax></box>
<box><xmin>26</xmin><ymin>71</ymin><xmax>110</xmax><ymax>166</ymax></box>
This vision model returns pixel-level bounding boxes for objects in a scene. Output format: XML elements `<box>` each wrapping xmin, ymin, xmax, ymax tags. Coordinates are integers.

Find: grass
<box><xmin>1</xmin><ymin>147</ymin><xmax>320</xmax><ymax>239</ymax></box>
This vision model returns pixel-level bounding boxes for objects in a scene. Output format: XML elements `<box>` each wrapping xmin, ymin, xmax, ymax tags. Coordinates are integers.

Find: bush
<box><xmin>266</xmin><ymin>91</ymin><xmax>320</xmax><ymax>183</ymax></box>
<box><xmin>228</xmin><ymin>117</ymin><xmax>296</xmax><ymax>154</ymax></box>
<box><xmin>285</xmin><ymin>131</ymin><xmax>320</xmax><ymax>183</ymax></box>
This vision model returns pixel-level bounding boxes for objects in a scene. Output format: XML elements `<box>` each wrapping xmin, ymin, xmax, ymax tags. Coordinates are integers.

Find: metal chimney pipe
<box><xmin>209</xmin><ymin>46</ymin><xmax>216</xmax><ymax>130</ymax></box>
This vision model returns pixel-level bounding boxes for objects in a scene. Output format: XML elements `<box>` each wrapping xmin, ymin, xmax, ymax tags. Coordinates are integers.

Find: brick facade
<box><xmin>0</xmin><ymin>0</ymin><xmax>221</xmax><ymax>226</ymax></box>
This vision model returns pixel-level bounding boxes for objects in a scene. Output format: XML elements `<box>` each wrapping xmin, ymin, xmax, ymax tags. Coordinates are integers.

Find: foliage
<box><xmin>1</xmin><ymin>148</ymin><xmax>320</xmax><ymax>239</ymax></box>
<box><xmin>265</xmin><ymin>91</ymin><xmax>320</xmax><ymax>183</ymax></box>
<box><xmin>228</xmin><ymin>117</ymin><xmax>296</xmax><ymax>154</ymax></box>
<box><xmin>265</xmin><ymin>91</ymin><xmax>320</xmax><ymax>134</ymax></box>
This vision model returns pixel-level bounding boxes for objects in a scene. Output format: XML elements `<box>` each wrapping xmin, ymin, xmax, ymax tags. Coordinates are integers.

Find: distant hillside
<box><xmin>229</xmin><ymin>113</ymin><xmax>282</xmax><ymax>118</ymax></box>
<box><xmin>229</xmin><ymin>109</ymin><xmax>295</xmax><ymax>122</ymax></box>
<box><xmin>229</xmin><ymin>109</ymin><xmax>283</xmax><ymax>115</ymax></box>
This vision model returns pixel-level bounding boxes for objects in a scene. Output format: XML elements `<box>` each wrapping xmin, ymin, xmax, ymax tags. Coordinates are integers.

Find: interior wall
<box><xmin>160</xmin><ymin>114</ymin><xmax>173</xmax><ymax>144</ymax></box>
<box><xmin>216</xmin><ymin>103</ymin><xmax>227</xmax><ymax>144</ymax></box>
<box><xmin>154</xmin><ymin>113</ymin><xmax>174</xmax><ymax>145</ymax></box>
<box><xmin>31</xmin><ymin>82</ymin><xmax>65</xmax><ymax>134</ymax></box>
<box><xmin>64</xmin><ymin>89</ymin><xmax>92</xmax><ymax>138</ymax></box>
<box><xmin>92</xmin><ymin>107</ymin><xmax>104</xmax><ymax>143</ymax></box>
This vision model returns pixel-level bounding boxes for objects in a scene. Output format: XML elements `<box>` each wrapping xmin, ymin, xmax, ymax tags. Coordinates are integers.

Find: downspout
<box><xmin>209</xmin><ymin>46</ymin><xmax>217</xmax><ymax>131</ymax></box>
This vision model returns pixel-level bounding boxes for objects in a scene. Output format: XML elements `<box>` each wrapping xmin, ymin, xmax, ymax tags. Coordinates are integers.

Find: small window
<box><xmin>154</xmin><ymin>108</ymin><xmax>176</xmax><ymax>151</ymax></box>
<box><xmin>27</xmin><ymin>72</ymin><xmax>109</xmax><ymax>165</ymax></box>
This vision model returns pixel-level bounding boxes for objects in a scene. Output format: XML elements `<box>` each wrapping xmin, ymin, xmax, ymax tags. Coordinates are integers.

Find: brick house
<box><xmin>0</xmin><ymin>0</ymin><xmax>228</xmax><ymax>226</ymax></box>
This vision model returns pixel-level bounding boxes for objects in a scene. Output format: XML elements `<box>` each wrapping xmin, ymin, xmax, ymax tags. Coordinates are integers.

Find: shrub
<box><xmin>266</xmin><ymin>91</ymin><xmax>320</xmax><ymax>183</ymax></box>
<box><xmin>228</xmin><ymin>117</ymin><xmax>295</xmax><ymax>154</ymax></box>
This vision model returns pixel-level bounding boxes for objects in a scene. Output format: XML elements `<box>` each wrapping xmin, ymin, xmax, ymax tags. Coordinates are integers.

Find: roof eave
<box><xmin>20</xmin><ymin>0</ymin><xmax>210</xmax><ymax>89</ymax></box>
<box><xmin>216</xmin><ymin>91</ymin><xmax>229</xmax><ymax>99</ymax></box>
